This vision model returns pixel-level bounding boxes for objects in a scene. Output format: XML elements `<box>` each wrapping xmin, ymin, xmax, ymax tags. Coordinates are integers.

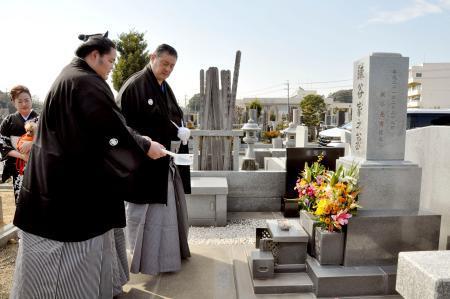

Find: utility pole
<box><xmin>285</xmin><ymin>80</ymin><xmax>290</xmax><ymax>121</ymax></box>
<box><xmin>184</xmin><ymin>94</ymin><xmax>187</xmax><ymax>110</ymax></box>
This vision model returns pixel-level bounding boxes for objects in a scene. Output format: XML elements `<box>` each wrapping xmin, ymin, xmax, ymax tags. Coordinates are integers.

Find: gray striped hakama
<box><xmin>126</xmin><ymin>161</ymin><xmax>190</xmax><ymax>275</ymax></box>
<box><xmin>10</xmin><ymin>228</ymin><xmax>129</xmax><ymax>299</ymax></box>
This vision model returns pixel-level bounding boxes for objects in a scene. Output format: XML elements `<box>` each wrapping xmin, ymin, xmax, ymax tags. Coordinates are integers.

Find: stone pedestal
<box><xmin>338</xmin><ymin>157</ymin><xmax>421</xmax><ymax>210</ymax></box>
<box><xmin>266</xmin><ymin>220</ymin><xmax>308</xmax><ymax>265</ymax></box>
<box><xmin>343</xmin><ymin>209</ymin><xmax>441</xmax><ymax>266</ymax></box>
<box><xmin>186</xmin><ymin>177</ymin><xmax>228</xmax><ymax>226</ymax></box>
<box><xmin>272</xmin><ymin>137</ymin><xmax>283</xmax><ymax>148</ymax></box>
<box><xmin>396</xmin><ymin>251</ymin><xmax>450</xmax><ymax>299</ymax></box>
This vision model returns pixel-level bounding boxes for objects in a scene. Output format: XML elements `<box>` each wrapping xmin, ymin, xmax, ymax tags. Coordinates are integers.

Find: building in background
<box><xmin>237</xmin><ymin>87</ymin><xmax>317</xmax><ymax>126</ymax></box>
<box><xmin>323</xmin><ymin>89</ymin><xmax>352</xmax><ymax>128</ymax></box>
<box><xmin>408</xmin><ymin>63</ymin><xmax>450</xmax><ymax>108</ymax></box>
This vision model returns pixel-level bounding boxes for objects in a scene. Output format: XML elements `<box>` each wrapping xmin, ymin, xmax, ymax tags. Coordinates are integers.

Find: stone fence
<box><xmin>405</xmin><ymin>126</ymin><xmax>450</xmax><ymax>249</ymax></box>
<box><xmin>191</xmin><ymin>170</ymin><xmax>285</xmax><ymax>211</ymax></box>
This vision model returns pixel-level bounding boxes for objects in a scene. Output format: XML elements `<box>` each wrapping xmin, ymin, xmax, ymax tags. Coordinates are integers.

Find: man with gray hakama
<box><xmin>118</xmin><ymin>44</ymin><xmax>191</xmax><ymax>275</ymax></box>
<box><xmin>11</xmin><ymin>32</ymin><xmax>167</xmax><ymax>298</ymax></box>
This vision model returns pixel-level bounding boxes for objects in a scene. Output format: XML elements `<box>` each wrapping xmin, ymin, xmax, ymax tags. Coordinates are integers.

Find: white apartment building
<box><xmin>408</xmin><ymin>63</ymin><xmax>450</xmax><ymax>108</ymax></box>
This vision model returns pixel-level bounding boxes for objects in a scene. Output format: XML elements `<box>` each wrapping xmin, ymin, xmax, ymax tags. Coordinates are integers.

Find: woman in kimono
<box><xmin>10</xmin><ymin>32</ymin><xmax>166</xmax><ymax>299</ymax></box>
<box><xmin>117</xmin><ymin>44</ymin><xmax>191</xmax><ymax>276</ymax></box>
<box><xmin>0</xmin><ymin>85</ymin><xmax>38</xmax><ymax>202</ymax></box>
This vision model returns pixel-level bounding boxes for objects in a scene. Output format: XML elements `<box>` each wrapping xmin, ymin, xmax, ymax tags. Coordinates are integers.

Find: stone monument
<box><xmin>235</xmin><ymin>53</ymin><xmax>441</xmax><ymax>298</ymax></box>
<box><xmin>338</xmin><ymin>53</ymin><xmax>421</xmax><ymax>210</ymax></box>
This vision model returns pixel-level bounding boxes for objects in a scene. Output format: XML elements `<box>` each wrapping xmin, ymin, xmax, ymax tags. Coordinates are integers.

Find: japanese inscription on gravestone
<box><xmin>351</xmin><ymin>53</ymin><xmax>408</xmax><ymax>161</ymax></box>
<box><xmin>353</xmin><ymin>62</ymin><xmax>367</xmax><ymax>154</ymax></box>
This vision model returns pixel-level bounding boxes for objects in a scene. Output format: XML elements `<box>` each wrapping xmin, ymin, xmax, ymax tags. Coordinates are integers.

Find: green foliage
<box><xmin>247</xmin><ymin>99</ymin><xmax>262</xmax><ymax>116</ymax></box>
<box><xmin>299</xmin><ymin>94</ymin><xmax>326</xmax><ymax>127</ymax></box>
<box><xmin>187</xmin><ymin>93</ymin><xmax>201</xmax><ymax>112</ymax></box>
<box><xmin>275</xmin><ymin>122</ymin><xmax>287</xmax><ymax>131</ymax></box>
<box><xmin>112</xmin><ymin>30</ymin><xmax>150</xmax><ymax>91</ymax></box>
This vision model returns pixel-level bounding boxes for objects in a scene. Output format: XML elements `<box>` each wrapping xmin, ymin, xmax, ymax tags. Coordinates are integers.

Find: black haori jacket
<box><xmin>14</xmin><ymin>58</ymin><xmax>151</xmax><ymax>242</ymax></box>
<box><xmin>117</xmin><ymin>66</ymin><xmax>191</xmax><ymax>205</ymax></box>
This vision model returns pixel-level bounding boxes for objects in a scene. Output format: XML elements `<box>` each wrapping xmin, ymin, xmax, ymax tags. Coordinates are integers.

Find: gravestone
<box><xmin>237</xmin><ymin>53</ymin><xmax>441</xmax><ymax>298</ymax></box>
<box><xmin>307</xmin><ymin>53</ymin><xmax>441</xmax><ymax>296</ymax></box>
<box><xmin>295</xmin><ymin>125</ymin><xmax>308</xmax><ymax>147</ymax></box>
<box><xmin>285</xmin><ymin>147</ymin><xmax>344</xmax><ymax>199</ymax></box>
<box><xmin>338</xmin><ymin>53</ymin><xmax>422</xmax><ymax>210</ymax></box>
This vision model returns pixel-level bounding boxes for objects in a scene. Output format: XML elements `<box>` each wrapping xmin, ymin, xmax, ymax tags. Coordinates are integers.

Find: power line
<box><xmin>298</xmin><ymin>79</ymin><xmax>353</xmax><ymax>85</ymax></box>
<box><xmin>239</xmin><ymin>83</ymin><xmax>285</xmax><ymax>94</ymax></box>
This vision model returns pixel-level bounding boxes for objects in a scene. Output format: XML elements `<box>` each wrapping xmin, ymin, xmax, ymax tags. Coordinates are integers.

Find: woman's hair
<box><xmin>9</xmin><ymin>85</ymin><xmax>31</xmax><ymax>101</ymax></box>
<box><xmin>75</xmin><ymin>31</ymin><xmax>116</xmax><ymax>58</ymax></box>
<box><xmin>155</xmin><ymin>44</ymin><xmax>178</xmax><ymax>59</ymax></box>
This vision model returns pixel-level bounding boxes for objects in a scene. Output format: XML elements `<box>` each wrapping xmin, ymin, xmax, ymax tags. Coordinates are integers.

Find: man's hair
<box><xmin>10</xmin><ymin>85</ymin><xmax>31</xmax><ymax>101</ymax></box>
<box><xmin>155</xmin><ymin>44</ymin><xmax>178</xmax><ymax>59</ymax></box>
<box><xmin>75</xmin><ymin>33</ymin><xmax>116</xmax><ymax>58</ymax></box>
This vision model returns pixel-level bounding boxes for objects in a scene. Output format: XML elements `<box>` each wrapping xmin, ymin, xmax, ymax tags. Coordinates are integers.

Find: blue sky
<box><xmin>1</xmin><ymin>0</ymin><xmax>450</xmax><ymax>106</ymax></box>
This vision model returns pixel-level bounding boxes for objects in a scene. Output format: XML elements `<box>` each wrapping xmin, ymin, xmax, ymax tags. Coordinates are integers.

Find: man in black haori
<box><xmin>10</xmin><ymin>32</ymin><xmax>166</xmax><ymax>299</ymax></box>
<box><xmin>117</xmin><ymin>44</ymin><xmax>191</xmax><ymax>275</ymax></box>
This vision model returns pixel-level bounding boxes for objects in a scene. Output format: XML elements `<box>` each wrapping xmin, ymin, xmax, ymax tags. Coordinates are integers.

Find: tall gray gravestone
<box><xmin>338</xmin><ymin>53</ymin><xmax>421</xmax><ymax>210</ymax></box>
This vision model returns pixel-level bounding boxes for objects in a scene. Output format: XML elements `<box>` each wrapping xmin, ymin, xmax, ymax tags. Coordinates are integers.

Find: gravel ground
<box><xmin>188</xmin><ymin>218</ymin><xmax>271</xmax><ymax>245</ymax></box>
<box><xmin>0</xmin><ymin>185</ymin><xmax>15</xmax><ymax>226</ymax></box>
<box><xmin>0</xmin><ymin>241</ymin><xmax>18</xmax><ymax>299</ymax></box>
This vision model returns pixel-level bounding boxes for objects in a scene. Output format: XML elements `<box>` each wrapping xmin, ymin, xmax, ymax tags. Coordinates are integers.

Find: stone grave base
<box><xmin>233</xmin><ymin>210</ymin><xmax>441</xmax><ymax>297</ymax></box>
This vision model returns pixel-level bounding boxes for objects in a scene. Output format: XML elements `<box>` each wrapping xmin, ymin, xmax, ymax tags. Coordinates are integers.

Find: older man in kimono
<box><xmin>10</xmin><ymin>32</ymin><xmax>166</xmax><ymax>299</ymax></box>
<box><xmin>117</xmin><ymin>44</ymin><xmax>191</xmax><ymax>276</ymax></box>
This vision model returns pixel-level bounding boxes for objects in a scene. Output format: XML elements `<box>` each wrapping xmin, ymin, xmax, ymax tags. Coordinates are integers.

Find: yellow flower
<box><xmin>315</xmin><ymin>199</ymin><xmax>328</xmax><ymax>216</ymax></box>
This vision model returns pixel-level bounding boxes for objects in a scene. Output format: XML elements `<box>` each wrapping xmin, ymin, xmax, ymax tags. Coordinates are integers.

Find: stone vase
<box><xmin>299</xmin><ymin>210</ymin><xmax>320</xmax><ymax>257</ymax></box>
<box><xmin>314</xmin><ymin>227</ymin><xmax>345</xmax><ymax>265</ymax></box>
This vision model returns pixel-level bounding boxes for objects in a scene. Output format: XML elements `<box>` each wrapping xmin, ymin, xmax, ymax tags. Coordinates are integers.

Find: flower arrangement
<box><xmin>295</xmin><ymin>156</ymin><xmax>361</xmax><ymax>232</ymax></box>
<box><xmin>263</xmin><ymin>130</ymin><xmax>280</xmax><ymax>140</ymax></box>
<box><xmin>294</xmin><ymin>155</ymin><xmax>327</xmax><ymax>212</ymax></box>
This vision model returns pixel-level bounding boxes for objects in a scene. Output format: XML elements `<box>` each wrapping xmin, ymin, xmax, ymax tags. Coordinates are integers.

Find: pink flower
<box><xmin>306</xmin><ymin>185</ymin><xmax>315</xmax><ymax>197</ymax></box>
<box><xmin>331</xmin><ymin>210</ymin><xmax>352</xmax><ymax>226</ymax></box>
<box><xmin>316</xmin><ymin>175</ymin><xmax>324</xmax><ymax>185</ymax></box>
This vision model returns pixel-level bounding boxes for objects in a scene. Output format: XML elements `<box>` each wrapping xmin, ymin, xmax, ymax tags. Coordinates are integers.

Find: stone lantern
<box><xmin>241</xmin><ymin>109</ymin><xmax>260</xmax><ymax>170</ymax></box>
<box><xmin>283</xmin><ymin>122</ymin><xmax>297</xmax><ymax>148</ymax></box>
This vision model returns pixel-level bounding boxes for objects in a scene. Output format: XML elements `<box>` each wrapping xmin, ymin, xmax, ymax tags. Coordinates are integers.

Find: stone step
<box><xmin>233</xmin><ymin>245</ymin><xmax>315</xmax><ymax>299</ymax></box>
<box><xmin>306</xmin><ymin>256</ymin><xmax>398</xmax><ymax>297</ymax></box>
<box><xmin>0</xmin><ymin>223</ymin><xmax>18</xmax><ymax>248</ymax></box>
<box><xmin>0</xmin><ymin>183</ymin><xmax>13</xmax><ymax>190</ymax></box>
<box><xmin>248</xmin><ymin>256</ymin><xmax>313</xmax><ymax>294</ymax></box>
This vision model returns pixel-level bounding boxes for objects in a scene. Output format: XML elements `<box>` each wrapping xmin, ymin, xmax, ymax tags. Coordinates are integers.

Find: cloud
<box><xmin>367</xmin><ymin>0</ymin><xmax>445</xmax><ymax>24</ymax></box>
<box><xmin>439</xmin><ymin>0</ymin><xmax>450</xmax><ymax>8</ymax></box>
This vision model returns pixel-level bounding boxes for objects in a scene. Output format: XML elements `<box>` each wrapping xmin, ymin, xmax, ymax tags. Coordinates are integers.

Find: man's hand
<box><xmin>147</xmin><ymin>140</ymin><xmax>167</xmax><ymax>159</ymax></box>
<box><xmin>19</xmin><ymin>141</ymin><xmax>33</xmax><ymax>154</ymax></box>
